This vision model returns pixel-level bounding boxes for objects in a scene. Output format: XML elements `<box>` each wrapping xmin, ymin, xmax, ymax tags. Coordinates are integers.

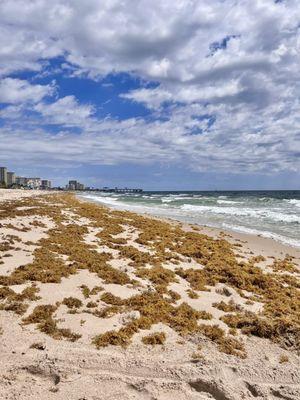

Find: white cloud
<box><xmin>121</xmin><ymin>80</ymin><xmax>242</xmax><ymax>108</ymax></box>
<box><xmin>121</xmin><ymin>87</ymin><xmax>173</xmax><ymax>109</ymax></box>
<box><xmin>0</xmin><ymin>78</ymin><xmax>54</xmax><ymax>104</ymax></box>
<box><xmin>0</xmin><ymin>0</ymin><xmax>299</xmax><ymax>177</ymax></box>
<box><xmin>1</xmin><ymin>0</ymin><xmax>299</xmax><ymax>81</ymax></box>
<box><xmin>0</xmin><ymin>99</ymin><xmax>299</xmax><ymax>173</ymax></box>
<box><xmin>34</xmin><ymin>96</ymin><xmax>95</xmax><ymax>126</ymax></box>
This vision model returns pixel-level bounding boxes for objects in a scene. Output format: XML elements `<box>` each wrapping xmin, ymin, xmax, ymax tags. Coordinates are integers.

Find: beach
<box><xmin>0</xmin><ymin>189</ymin><xmax>299</xmax><ymax>400</ymax></box>
<box><xmin>80</xmin><ymin>191</ymin><xmax>300</xmax><ymax>249</ymax></box>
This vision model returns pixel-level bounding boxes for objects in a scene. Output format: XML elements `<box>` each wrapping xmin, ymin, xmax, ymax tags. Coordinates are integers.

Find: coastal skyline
<box><xmin>0</xmin><ymin>0</ymin><xmax>299</xmax><ymax>190</ymax></box>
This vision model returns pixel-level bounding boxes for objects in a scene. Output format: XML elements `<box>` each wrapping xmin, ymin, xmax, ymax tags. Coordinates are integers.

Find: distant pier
<box><xmin>91</xmin><ymin>187</ymin><xmax>143</xmax><ymax>193</ymax></box>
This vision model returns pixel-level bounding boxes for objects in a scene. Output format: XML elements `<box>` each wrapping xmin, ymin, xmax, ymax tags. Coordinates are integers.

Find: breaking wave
<box><xmin>79</xmin><ymin>190</ymin><xmax>300</xmax><ymax>249</ymax></box>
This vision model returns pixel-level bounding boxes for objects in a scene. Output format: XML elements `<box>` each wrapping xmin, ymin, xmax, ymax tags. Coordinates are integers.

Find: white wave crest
<box><xmin>161</xmin><ymin>196</ymin><xmax>195</xmax><ymax>203</ymax></box>
<box><xmin>81</xmin><ymin>194</ymin><xmax>119</xmax><ymax>207</ymax></box>
<box><xmin>222</xmin><ymin>224</ymin><xmax>300</xmax><ymax>248</ymax></box>
<box><xmin>217</xmin><ymin>199</ymin><xmax>241</xmax><ymax>205</ymax></box>
<box><xmin>284</xmin><ymin>199</ymin><xmax>300</xmax><ymax>208</ymax></box>
<box><xmin>180</xmin><ymin>204</ymin><xmax>300</xmax><ymax>223</ymax></box>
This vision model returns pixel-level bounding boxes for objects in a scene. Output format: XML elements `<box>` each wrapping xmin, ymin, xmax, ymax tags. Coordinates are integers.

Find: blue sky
<box><xmin>0</xmin><ymin>0</ymin><xmax>299</xmax><ymax>190</ymax></box>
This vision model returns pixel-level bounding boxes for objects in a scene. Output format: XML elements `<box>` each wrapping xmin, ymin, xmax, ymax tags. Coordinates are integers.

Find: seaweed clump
<box><xmin>221</xmin><ymin>312</ymin><xmax>300</xmax><ymax>350</ymax></box>
<box><xmin>213</xmin><ymin>300</ymin><xmax>242</xmax><ymax>312</ymax></box>
<box><xmin>93</xmin><ymin>293</ymin><xmax>212</xmax><ymax>348</ymax></box>
<box><xmin>62</xmin><ymin>297</ymin><xmax>83</xmax><ymax>309</ymax></box>
<box><xmin>23</xmin><ymin>304</ymin><xmax>81</xmax><ymax>342</ymax></box>
<box><xmin>100</xmin><ymin>292</ymin><xmax>125</xmax><ymax>306</ymax></box>
<box><xmin>0</xmin><ymin>247</ymin><xmax>76</xmax><ymax>285</ymax></box>
<box><xmin>80</xmin><ymin>285</ymin><xmax>103</xmax><ymax>298</ymax></box>
<box><xmin>142</xmin><ymin>332</ymin><xmax>166</xmax><ymax>345</ymax></box>
<box><xmin>198</xmin><ymin>324</ymin><xmax>246</xmax><ymax>358</ymax></box>
<box><xmin>0</xmin><ymin>285</ymin><xmax>40</xmax><ymax>315</ymax></box>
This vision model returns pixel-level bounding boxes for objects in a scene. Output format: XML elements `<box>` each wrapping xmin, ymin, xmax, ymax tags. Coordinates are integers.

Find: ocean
<box><xmin>80</xmin><ymin>191</ymin><xmax>300</xmax><ymax>249</ymax></box>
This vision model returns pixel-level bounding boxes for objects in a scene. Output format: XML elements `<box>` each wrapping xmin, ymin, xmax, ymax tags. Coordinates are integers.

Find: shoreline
<box><xmin>77</xmin><ymin>192</ymin><xmax>300</xmax><ymax>250</ymax></box>
<box><xmin>2</xmin><ymin>189</ymin><xmax>299</xmax><ymax>262</ymax></box>
<box><xmin>78</xmin><ymin>194</ymin><xmax>300</xmax><ymax>266</ymax></box>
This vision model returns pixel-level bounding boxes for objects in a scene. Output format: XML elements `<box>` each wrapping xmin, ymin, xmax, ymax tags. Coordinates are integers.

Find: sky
<box><xmin>0</xmin><ymin>0</ymin><xmax>299</xmax><ymax>190</ymax></box>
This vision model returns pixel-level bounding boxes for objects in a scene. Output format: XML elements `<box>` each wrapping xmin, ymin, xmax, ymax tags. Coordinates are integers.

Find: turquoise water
<box><xmin>80</xmin><ymin>191</ymin><xmax>300</xmax><ymax>248</ymax></box>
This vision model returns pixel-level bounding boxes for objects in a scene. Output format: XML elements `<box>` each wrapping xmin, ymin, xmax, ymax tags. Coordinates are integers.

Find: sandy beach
<box><xmin>0</xmin><ymin>189</ymin><xmax>299</xmax><ymax>400</ymax></box>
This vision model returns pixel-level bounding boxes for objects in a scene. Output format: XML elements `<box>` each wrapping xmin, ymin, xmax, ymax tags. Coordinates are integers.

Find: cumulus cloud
<box><xmin>0</xmin><ymin>78</ymin><xmax>54</xmax><ymax>104</ymax></box>
<box><xmin>0</xmin><ymin>0</ymin><xmax>299</xmax><ymax>176</ymax></box>
<box><xmin>121</xmin><ymin>80</ymin><xmax>242</xmax><ymax>109</ymax></box>
<box><xmin>1</xmin><ymin>0</ymin><xmax>299</xmax><ymax>81</ymax></box>
<box><xmin>34</xmin><ymin>96</ymin><xmax>95</xmax><ymax>126</ymax></box>
<box><xmin>0</xmin><ymin>99</ymin><xmax>299</xmax><ymax>173</ymax></box>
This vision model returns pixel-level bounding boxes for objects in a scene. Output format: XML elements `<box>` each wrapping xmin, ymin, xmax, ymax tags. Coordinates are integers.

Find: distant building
<box><xmin>15</xmin><ymin>176</ymin><xmax>28</xmax><ymax>187</ymax></box>
<box><xmin>0</xmin><ymin>167</ymin><xmax>7</xmax><ymax>186</ymax></box>
<box><xmin>7</xmin><ymin>172</ymin><xmax>16</xmax><ymax>187</ymax></box>
<box><xmin>27</xmin><ymin>178</ymin><xmax>41</xmax><ymax>189</ymax></box>
<box><xmin>67</xmin><ymin>180</ymin><xmax>77</xmax><ymax>190</ymax></box>
<box><xmin>67</xmin><ymin>180</ymin><xmax>85</xmax><ymax>191</ymax></box>
<box><xmin>0</xmin><ymin>168</ymin><xmax>52</xmax><ymax>190</ymax></box>
<box><xmin>41</xmin><ymin>180</ymin><xmax>51</xmax><ymax>190</ymax></box>
<box><xmin>68</xmin><ymin>180</ymin><xmax>77</xmax><ymax>190</ymax></box>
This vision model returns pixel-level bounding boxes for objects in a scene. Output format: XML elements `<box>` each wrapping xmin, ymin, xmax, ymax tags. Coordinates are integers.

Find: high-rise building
<box><xmin>0</xmin><ymin>167</ymin><xmax>7</xmax><ymax>186</ymax></box>
<box><xmin>68</xmin><ymin>180</ymin><xmax>77</xmax><ymax>190</ymax></box>
<box><xmin>7</xmin><ymin>172</ymin><xmax>16</xmax><ymax>187</ymax></box>
<box><xmin>67</xmin><ymin>180</ymin><xmax>85</xmax><ymax>190</ymax></box>
<box><xmin>41</xmin><ymin>180</ymin><xmax>51</xmax><ymax>190</ymax></box>
<box><xmin>15</xmin><ymin>176</ymin><xmax>28</xmax><ymax>187</ymax></box>
<box><xmin>27</xmin><ymin>178</ymin><xmax>41</xmax><ymax>189</ymax></box>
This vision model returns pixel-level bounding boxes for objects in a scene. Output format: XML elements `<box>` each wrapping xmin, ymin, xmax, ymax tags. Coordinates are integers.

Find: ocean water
<box><xmin>80</xmin><ymin>191</ymin><xmax>300</xmax><ymax>249</ymax></box>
